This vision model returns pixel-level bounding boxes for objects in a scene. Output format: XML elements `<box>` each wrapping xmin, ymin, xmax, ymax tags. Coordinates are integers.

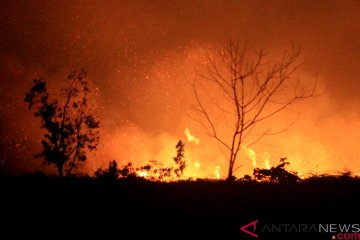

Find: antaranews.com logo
<box><xmin>240</xmin><ymin>220</ymin><xmax>360</xmax><ymax>239</ymax></box>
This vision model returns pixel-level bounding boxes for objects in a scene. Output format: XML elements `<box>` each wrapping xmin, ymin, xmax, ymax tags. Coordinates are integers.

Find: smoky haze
<box><xmin>1</xmin><ymin>0</ymin><xmax>360</xmax><ymax>177</ymax></box>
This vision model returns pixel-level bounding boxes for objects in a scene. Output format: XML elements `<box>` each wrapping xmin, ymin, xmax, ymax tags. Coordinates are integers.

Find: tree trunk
<box><xmin>227</xmin><ymin>164</ymin><xmax>234</xmax><ymax>181</ymax></box>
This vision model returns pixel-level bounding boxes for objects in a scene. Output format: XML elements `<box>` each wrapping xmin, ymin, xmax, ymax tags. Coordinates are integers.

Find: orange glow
<box><xmin>185</xmin><ymin>128</ymin><xmax>200</xmax><ymax>145</ymax></box>
<box><xmin>214</xmin><ymin>165</ymin><xmax>221</xmax><ymax>179</ymax></box>
<box><xmin>1</xmin><ymin>0</ymin><xmax>360</xmax><ymax>181</ymax></box>
<box><xmin>263</xmin><ymin>152</ymin><xmax>271</xmax><ymax>169</ymax></box>
<box><xmin>137</xmin><ymin>171</ymin><xmax>148</xmax><ymax>177</ymax></box>
<box><xmin>264</xmin><ymin>160</ymin><xmax>270</xmax><ymax>170</ymax></box>
<box><xmin>194</xmin><ymin>161</ymin><xmax>201</xmax><ymax>169</ymax></box>
<box><xmin>243</xmin><ymin>146</ymin><xmax>257</xmax><ymax>167</ymax></box>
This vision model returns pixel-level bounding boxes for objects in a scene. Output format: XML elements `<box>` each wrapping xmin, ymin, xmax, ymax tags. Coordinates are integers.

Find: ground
<box><xmin>0</xmin><ymin>175</ymin><xmax>358</xmax><ymax>239</ymax></box>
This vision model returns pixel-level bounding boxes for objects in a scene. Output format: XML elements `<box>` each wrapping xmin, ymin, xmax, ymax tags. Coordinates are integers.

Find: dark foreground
<box><xmin>0</xmin><ymin>175</ymin><xmax>359</xmax><ymax>239</ymax></box>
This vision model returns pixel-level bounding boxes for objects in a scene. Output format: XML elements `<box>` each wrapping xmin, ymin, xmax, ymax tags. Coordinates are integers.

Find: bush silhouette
<box><xmin>253</xmin><ymin>157</ymin><xmax>300</xmax><ymax>183</ymax></box>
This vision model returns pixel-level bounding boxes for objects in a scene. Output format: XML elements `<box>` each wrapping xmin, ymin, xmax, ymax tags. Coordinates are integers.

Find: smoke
<box><xmin>1</xmin><ymin>0</ymin><xmax>360</xmax><ymax>177</ymax></box>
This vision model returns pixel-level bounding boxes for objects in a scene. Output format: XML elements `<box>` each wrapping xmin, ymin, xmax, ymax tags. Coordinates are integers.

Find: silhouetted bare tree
<box><xmin>25</xmin><ymin>70</ymin><xmax>100</xmax><ymax>177</ymax></box>
<box><xmin>193</xmin><ymin>40</ymin><xmax>316</xmax><ymax>181</ymax></box>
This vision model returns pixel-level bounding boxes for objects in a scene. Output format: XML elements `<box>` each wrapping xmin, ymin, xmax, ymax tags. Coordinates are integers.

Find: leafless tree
<box><xmin>193</xmin><ymin>40</ymin><xmax>317</xmax><ymax>181</ymax></box>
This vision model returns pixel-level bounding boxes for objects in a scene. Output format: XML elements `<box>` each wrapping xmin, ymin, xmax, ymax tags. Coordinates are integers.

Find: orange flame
<box><xmin>265</xmin><ymin>159</ymin><xmax>270</xmax><ymax>170</ymax></box>
<box><xmin>243</xmin><ymin>146</ymin><xmax>257</xmax><ymax>167</ymax></box>
<box><xmin>194</xmin><ymin>161</ymin><xmax>201</xmax><ymax>169</ymax></box>
<box><xmin>185</xmin><ymin>128</ymin><xmax>200</xmax><ymax>145</ymax></box>
<box><xmin>214</xmin><ymin>165</ymin><xmax>221</xmax><ymax>179</ymax></box>
<box><xmin>137</xmin><ymin>171</ymin><xmax>148</xmax><ymax>177</ymax></box>
<box><xmin>263</xmin><ymin>152</ymin><xmax>271</xmax><ymax>169</ymax></box>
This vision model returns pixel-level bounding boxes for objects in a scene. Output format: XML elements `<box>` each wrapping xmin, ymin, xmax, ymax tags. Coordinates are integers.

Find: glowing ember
<box><xmin>185</xmin><ymin>128</ymin><xmax>200</xmax><ymax>145</ymax></box>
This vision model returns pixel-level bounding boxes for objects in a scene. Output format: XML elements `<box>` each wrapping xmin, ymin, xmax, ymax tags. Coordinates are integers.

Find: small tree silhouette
<box><xmin>24</xmin><ymin>70</ymin><xmax>100</xmax><ymax>177</ymax></box>
<box><xmin>118</xmin><ymin>162</ymin><xmax>136</xmax><ymax>178</ymax></box>
<box><xmin>95</xmin><ymin>160</ymin><xmax>120</xmax><ymax>180</ymax></box>
<box><xmin>173</xmin><ymin>140</ymin><xmax>186</xmax><ymax>177</ymax></box>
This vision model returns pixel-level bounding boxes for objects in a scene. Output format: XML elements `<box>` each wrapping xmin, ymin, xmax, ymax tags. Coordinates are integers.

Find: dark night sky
<box><xmin>1</xmin><ymin>0</ymin><xmax>360</xmax><ymax>177</ymax></box>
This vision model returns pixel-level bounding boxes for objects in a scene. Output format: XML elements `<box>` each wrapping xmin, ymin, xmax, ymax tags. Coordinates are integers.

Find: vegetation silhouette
<box><xmin>24</xmin><ymin>70</ymin><xmax>100</xmax><ymax>177</ymax></box>
<box><xmin>193</xmin><ymin>40</ymin><xmax>317</xmax><ymax>181</ymax></box>
<box><xmin>95</xmin><ymin>140</ymin><xmax>187</xmax><ymax>181</ymax></box>
<box><xmin>252</xmin><ymin>157</ymin><xmax>300</xmax><ymax>183</ymax></box>
<box><xmin>16</xmin><ymin>61</ymin><xmax>356</xmax><ymax>238</ymax></box>
<box><xmin>173</xmin><ymin>140</ymin><xmax>186</xmax><ymax>177</ymax></box>
<box><xmin>94</xmin><ymin>160</ymin><xmax>120</xmax><ymax>180</ymax></box>
<box><xmin>1</xmin><ymin>171</ymin><xmax>359</xmax><ymax>239</ymax></box>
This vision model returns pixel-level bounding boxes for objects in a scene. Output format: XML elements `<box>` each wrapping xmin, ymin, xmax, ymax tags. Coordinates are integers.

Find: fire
<box><xmin>185</xmin><ymin>161</ymin><xmax>201</xmax><ymax>179</ymax></box>
<box><xmin>194</xmin><ymin>161</ymin><xmax>201</xmax><ymax>169</ymax></box>
<box><xmin>243</xmin><ymin>146</ymin><xmax>257</xmax><ymax>167</ymax></box>
<box><xmin>137</xmin><ymin>171</ymin><xmax>148</xmax><ymax>177</ymax></box>
<box><xmin>265</xmin><ymin>159</ymin><xmax>270</xmax><ymax>170</ymax></box>
<box><xmin>214</xmin><ymin>165</ymin><xmax>221</xmax><ymax>179</ymax></box>
<box><xmin>185</xmin><ymin>128</ymin><xmax>200</xmax><ymax>145</ymax></box>
<box><xmin>263</xmin><ymin>152</ymin><xmax>271</xmax><ymax>169</ymax></box>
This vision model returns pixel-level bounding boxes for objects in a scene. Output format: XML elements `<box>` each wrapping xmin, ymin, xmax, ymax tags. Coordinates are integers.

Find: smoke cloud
<box><xmin>1</xmin><ymin>0</ymin><xmax>360</xmax><ymax>177</ymax></box>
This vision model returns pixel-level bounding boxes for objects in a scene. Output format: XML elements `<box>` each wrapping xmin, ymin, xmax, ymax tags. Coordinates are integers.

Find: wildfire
<box><xmin>263</xmin><ymin>152</ymin><xmax>271</xmax><ymax>169</ymax></box>
<box><xmin>194</xmin><ymin>161</ymin><xmax>201</xmax><ymax>169</ymax></box>
<box><xmin>137</xmin><ymin>171</ymin><xmax>148</xmax><ymax>177</ymax></box>
<box><xmin>265</xmin><ymin>159</ymin><xmax>270</xmax><ymax>169</ymax></box>
<box><xmin>185</xmin><ymin>128</ymin><xmax>200</xmax><ymax>145</ymax></box>
<box><xmin>243</xmin><ymin>146</ymin><xmax>257</xmax><ymax>167</ymax></box>
<box><xmin>214</xmin><ymin>165</ymin><xmax>221</xmax><ymax>179</ymax></box>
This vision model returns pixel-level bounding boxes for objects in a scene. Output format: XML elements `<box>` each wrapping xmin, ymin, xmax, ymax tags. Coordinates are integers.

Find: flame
<box><xmin>214</xmin><ymin>165</ymin><xmax>221</xmax><ymax>179</ymax></box>
<box><xmin>264</xmin><ymin>159</ymin><xmax>270</xmax><ymax>170</ymax></box>
<box><xmin>243</xmin><ymin>146</ymin><xmax>257</xmax><ymax>167</ymax></box>
<box><xmin>194</xmin><ymin>161</ymin><xmax>201</xmax><ymax>169</ymax></box>
<box><xmin>263</xmin><ymin>152</ymin><xmax>271</xmax><ymax>169</ymax></box>
<box><xmin>137</xmin><ymin>171</ymin><xmax>148</xmax><ymax>177</ymax></box>
<box><xmin>186</xmin><ymin>161</ymin><xmax>201</xmax><ymax>179</ymax></box>
<box><xmin>185</xmin><ymin>128</ymin><xmax>200</xmax><ymax>145</ymax></box>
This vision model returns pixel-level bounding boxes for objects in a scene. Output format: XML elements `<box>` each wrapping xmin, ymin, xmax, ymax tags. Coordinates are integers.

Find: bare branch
<box><xmin>192</xmin><ymin>80</ymin><xmax>232</xmax><ymax>151</ymax></box>
<box><xmin>192</xmin><ymin>40</ymin><xmax>317</xmax><ymax>180</ymax></box>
